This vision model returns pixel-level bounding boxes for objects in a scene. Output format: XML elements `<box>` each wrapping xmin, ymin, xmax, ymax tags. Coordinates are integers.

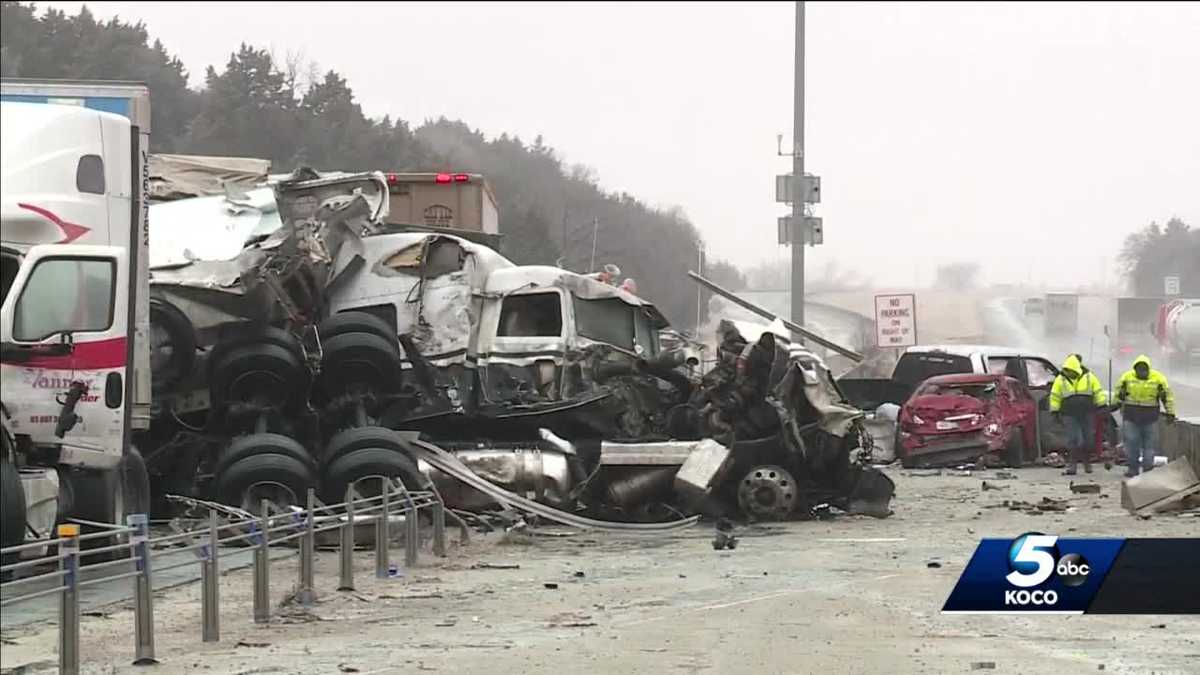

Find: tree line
<box><xmin>1</xmin><ymin>2</ymin><xmax>741</xmax><ymax>329</ymax></box>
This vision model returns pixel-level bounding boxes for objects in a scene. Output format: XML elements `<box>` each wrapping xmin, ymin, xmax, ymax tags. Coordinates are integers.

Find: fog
<box><xmin>46</xmin><ymin>1</ymin><xmax>1200</xmax><ymax>289</ymax></box>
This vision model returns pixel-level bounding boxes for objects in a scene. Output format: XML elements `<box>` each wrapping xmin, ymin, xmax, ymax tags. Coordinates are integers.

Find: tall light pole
<box><xmin>790</xmin><ymin>1</ymin><xmax>806</xmax><ymax>334</ymax></box>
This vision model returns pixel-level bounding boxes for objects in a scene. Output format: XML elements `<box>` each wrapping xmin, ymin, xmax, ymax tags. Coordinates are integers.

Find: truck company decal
<box><xmin>1</xmin><ymin>336</ymin><xmax>126</xmax><ymax>370</ymax></box>
<box><xmin>17</xmin><ymin>202</ymin><xmax>92</xmax><ymax>243</ymax></box>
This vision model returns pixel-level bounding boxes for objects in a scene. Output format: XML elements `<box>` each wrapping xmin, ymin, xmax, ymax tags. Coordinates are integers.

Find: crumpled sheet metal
<box><xmin>409</xmin><ymin>439</ymin><xmax>700</xmax><ymax>533</ymax></box>
<box><xmin>149</xmin><ymin>172</ymin><xmax>389</xmax><ymax>308</ymax></box>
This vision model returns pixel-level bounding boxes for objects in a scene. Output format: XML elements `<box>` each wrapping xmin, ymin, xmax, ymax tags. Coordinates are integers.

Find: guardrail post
<box><xmin>253</xmin><ymin>499</ymin><xmax>270</xmax><ymax>624</ymax></box>
<box><xmin>404</xmin><ymin>486</ymin><xmax>419</xmax><ymax>568</ymax></box>
<box><xmin>58</xmin><ymin>524</ymin><xmax>81</xmax><ymax>675</ymax></box>
<box><xmin>129</xmin><ymin>513</ymin><xmax>157</xmax><ymax>665</ymax></box>
<box><xmin>338</xmin><ymin>484</ymin><xmax>355</xmax><ymax>591</ymax></box>
<box><xmin>202</xmin><ymin>509</ymin><xmax>220</xmax><ymax>642</ymax></box>
<box><xmin>432</xmin><ymin>501</ymin><xmax>446</xmax><ymax>558</ymax></box>
<box><xmin>298</xmin><ymin>488</ymin><xmax>316</xmax><ymax>606</ymax></box>
<box><xmin>375</xmin><ymin>479</ymin><xmax>390</xmax><ymax>579</ymax></box>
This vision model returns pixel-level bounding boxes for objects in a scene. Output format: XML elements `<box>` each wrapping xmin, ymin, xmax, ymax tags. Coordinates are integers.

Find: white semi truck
<box><xmin>1</xmin><ymin>79</ymin><xmax>152</xmax><ymax>557</ymax></box>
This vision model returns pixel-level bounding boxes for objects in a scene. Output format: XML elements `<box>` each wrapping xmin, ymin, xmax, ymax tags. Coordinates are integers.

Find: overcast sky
<box><xmin>46</xmin><ymin>1</ymin><xmax>1200</xmax><ymax>289</ymax></box>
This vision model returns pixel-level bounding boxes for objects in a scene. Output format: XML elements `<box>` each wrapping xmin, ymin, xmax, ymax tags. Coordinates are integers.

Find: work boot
<box><xmin>1064</xmin><ymin>464</ymin><xmax>1077</xmax><ymax>476</ymax></box>
<box><xmin>1084</xmin><ymin>463</ymin><xmax>1093</xmax><ymax>474</ymax></box>
<box><xmin>1123</xmin><ymin>468</ymin><xmax>1138</xmax><ymax>478</ymax></box>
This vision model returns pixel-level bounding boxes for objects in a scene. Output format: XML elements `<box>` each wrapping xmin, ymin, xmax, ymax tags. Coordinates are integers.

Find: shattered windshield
<box><xmin>573</xmin><ymin>296</ymin><xmax>636</xmax><ymax>350</ymax></box>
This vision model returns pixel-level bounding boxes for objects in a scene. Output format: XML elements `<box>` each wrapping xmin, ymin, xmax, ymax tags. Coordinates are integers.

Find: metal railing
<box><xmin>0</xmin><ymin>479</ymin><xmax>456</xmax><ymax>674</ymax></box>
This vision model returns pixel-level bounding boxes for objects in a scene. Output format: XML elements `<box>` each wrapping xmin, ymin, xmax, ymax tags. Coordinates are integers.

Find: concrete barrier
<box><xmin>1160</xmin><ymin>418</ymin><xmax>1200</xmax><ymax>468</ymax></box>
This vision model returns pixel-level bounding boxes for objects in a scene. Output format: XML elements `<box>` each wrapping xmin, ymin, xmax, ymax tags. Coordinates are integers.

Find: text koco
<box><xmin>1004</xmin><ymin>589</ymin><xmax>1058</xmax><ymax>606</ymax></box>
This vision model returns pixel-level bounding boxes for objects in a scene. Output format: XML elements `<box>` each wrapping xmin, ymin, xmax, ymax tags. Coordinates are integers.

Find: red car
<box><xmin>897</xmin><ymin>373</ymin><xmax>1037</xmax><ymax>468</ymax></box>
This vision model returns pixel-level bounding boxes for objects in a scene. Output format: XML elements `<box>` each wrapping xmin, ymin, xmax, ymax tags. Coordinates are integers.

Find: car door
<box><xmin>0</xmin><ymin>244</ymin><xmax>129</xmax><ymax>468</ymax></box>
<box><xmin>1007</xmin><ymin>379</ymin><xmax>1039</xmax><ymax>449</ymax></box>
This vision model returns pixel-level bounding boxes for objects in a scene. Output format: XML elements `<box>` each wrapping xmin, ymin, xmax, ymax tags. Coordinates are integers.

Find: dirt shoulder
<box><xmin>2</xmin><ymin>466</ymin><xmax>1197</xmax><ymax>675</ymax></box>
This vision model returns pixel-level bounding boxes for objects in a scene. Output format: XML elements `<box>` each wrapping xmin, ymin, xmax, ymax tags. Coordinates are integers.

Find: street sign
<box><xmin>1165</xmin><ymin>275</ymin><xmax>1181</xmax><ymax>296</ymax></box>
<box><xmin>874</xmin><ymin>293</ymin><xmax>917</xmax><ymax>348</ymax></box>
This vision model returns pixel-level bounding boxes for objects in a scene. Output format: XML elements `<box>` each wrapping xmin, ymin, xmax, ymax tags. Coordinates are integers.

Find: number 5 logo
<box><xmin>1006</xmin><ymin>534</ymin><xmax>1058</xmax><ymax>588</ymax></box>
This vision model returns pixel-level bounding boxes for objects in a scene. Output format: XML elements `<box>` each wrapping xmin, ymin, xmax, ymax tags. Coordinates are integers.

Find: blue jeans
<box><xmin>1063</xmin><ymin>415</ymin><xmax>1089</xmax><ymax>468</ymax></box>
<box><xmin>1123</xmin><ymin>420</ymin><xmax>1157</xmax><ymax>474</ymax></box>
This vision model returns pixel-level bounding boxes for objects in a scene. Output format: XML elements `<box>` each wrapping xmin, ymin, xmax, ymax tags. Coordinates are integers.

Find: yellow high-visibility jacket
<box><xmin>1050</xmin><ymin>354</ymin><xmax>1107</xmax><ymax>415</ymax></box>
<box><xmin>1117</xmin><ymin>354</ymin><xmax>1175</xmax><ymax>422</ymax></box>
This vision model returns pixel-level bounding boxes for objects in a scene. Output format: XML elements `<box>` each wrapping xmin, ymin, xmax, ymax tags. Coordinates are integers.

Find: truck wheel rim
<box><xmin>241</xmin><ymin>481</ymin><xmax>299</xmax><ymax>514</ymax></box>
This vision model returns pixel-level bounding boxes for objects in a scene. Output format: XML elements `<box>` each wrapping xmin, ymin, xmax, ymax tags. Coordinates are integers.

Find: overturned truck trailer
<box><xmin>140</xmin><ymin>166</ymin><xmax>893</xmax><ymax>524</ymax></box>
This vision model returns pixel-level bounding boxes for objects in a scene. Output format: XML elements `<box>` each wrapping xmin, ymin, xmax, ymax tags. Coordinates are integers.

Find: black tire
<box><xmin>322</xmin><ymin>426</ymin><xmax>414</xmax><ymax>467</ymax></box>
<box><xmin>321</xmin><ymin>447</ymin><xmax>426</xmax><ymax>504</ymax></box>
<box><xmin>211</xmin><ymin>325</ymin><xmax>303</xmax><ymax>361</ymax></box>
<box><xmin>316</xmin><ymin>332</ymin><xmax>403</xmax><ymax>398</ymax></box>
<box><xmin>210</xmin><ymin>342</ymin><xmax>306</xmax><ymax>409</ymax></box>
<box><xmin>69</xmin><ymin>447</ymin><xmax>151</xmax><ymax>561</ymax></box>
<box><xmin>149</xmin><ymin>297</ymin><xmax>197</xmax><ymax>393</ymax></box>
<box><xmin>1</xmin><ymin>457</ymin><xmax>26</xmax><ymax>549</ymax></box>
<box><xmin>318</xmin><ymin>311</ymin><xmax>397</xmax><ymax>348</ymax></box>
<box><xmin>1005</xmin><ymin>427</ymin><xmax>1027</xmax><ymax>468</ymax></box>
<box><xmin>214</xmin><ymin>453</ymin><xmax>315</xmax><ymax>511</ymax></box>
<box><xmin>214</xmin><ymin>433</ymin><xmax>315</xmax><ymax>478</ymax></box>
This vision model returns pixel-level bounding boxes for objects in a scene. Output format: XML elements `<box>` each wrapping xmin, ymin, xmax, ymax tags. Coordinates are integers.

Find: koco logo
<box><xmin>1003</xmin><ymin>532</ymin><xmax>1090</xmax><ymax>606</ymax></box>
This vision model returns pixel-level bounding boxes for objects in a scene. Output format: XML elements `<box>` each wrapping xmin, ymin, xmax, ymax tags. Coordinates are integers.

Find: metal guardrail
<box><xmin>0</xmin><ymin>479</ymin><xmax>452</xmax><ymax>674</ymax></box>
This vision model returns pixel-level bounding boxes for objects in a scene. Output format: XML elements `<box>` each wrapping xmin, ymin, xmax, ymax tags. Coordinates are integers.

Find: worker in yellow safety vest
<box><xmin>1114</xmin><ymin>355</ymin><xmax>1176</xmax><ymax>478</ymax></box>
<box><xmin>1049</xmin><ymin>354</ymin><xmax>1107</xmax><ymax>475</ymax></box>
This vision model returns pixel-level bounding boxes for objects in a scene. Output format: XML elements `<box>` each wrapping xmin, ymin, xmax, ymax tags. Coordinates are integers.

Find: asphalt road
<box><xmin>2</xmin><ymin>467</ymin><xmax>1197</xmax><ymax>674</ymax></box>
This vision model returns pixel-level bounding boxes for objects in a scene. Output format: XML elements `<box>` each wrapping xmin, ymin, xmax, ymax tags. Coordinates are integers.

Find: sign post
<box><xmin>875</xmin><ymin>293</ymin><xmax>918</xmax><ymax>349</ymax></box>
<box><xmin>1164</xmin><ymin>275</ymin><xmax>1181</xmax><ymax>297</ymax></box>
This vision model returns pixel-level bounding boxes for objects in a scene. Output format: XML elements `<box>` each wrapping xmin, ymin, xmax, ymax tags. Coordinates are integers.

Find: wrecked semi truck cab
<box><xmin>0</xmin><ymin>83</ymin><xmax>153</xmax><ymax>556</ymax></box>
<box><xmin>142</xmin><ymin>168</ymin><xmax>893</xmax><ymax>521</ymax></box>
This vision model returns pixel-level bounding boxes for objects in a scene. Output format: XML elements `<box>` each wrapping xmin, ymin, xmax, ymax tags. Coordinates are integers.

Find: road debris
<box><xmin>472</xmin><ymin>563</ymin><xmax>520</xmax><ymax>570</ymax></box>
<box><xmin>1070</xmin><ymin>482</ymin><xmax>1102</xmax><ymax>494</ymax></box>
<box><xmin>981</xmin><ymin>481</ymin><xmax>1007</xmax><ymax>491</ymax></box>
<box><xmin>1121</xmin><ymin>457</ymin><xmax>1200</xmax><ymax>516</ymax></box>
<box><xmin>712</xmin><ymin>518</ymin><xmax>739</xmax><ymax>550</ymax></box>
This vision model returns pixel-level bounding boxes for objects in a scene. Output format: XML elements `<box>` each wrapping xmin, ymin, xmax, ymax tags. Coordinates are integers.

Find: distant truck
<box><xmin>1044</xmin><ymin>292</ymin><xmax>1079</xmax><ymax>336</ymax></box>
<box><xmin>382</xmin><ymin>172</ymin><xmax>500</xmax><ymax>249</ymax></box>
<box><xmin>1115</xmin><ymin>296</ymin><xmax>1164</xmax><ymax>356</ymax></box>
<box><xmin>1156</xmin><ymin>299</ymin><xmax>1200</xmax><ymax>372</ymax></box>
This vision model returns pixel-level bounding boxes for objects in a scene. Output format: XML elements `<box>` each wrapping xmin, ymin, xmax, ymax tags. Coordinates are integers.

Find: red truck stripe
<box><xmin>3</xmin><ymin>336</ymin><xmax>127</xmax><ymax>370</ymax></box>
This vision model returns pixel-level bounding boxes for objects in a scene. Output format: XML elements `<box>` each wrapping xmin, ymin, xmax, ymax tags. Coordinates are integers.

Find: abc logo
<box><xmin>1003</xmin><ymin>533</ymin><xmax>1091</xmax><ymax>605</ymax></box>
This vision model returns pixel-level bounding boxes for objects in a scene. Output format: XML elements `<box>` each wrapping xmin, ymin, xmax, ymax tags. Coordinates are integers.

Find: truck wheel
<box><xmin>215</xmin><ymin>453</ymin><xmax>315</xmax><ymax>512</ymax></box>
<box><xmin>214</xmin><ymin>433</ymin><xmax>315</xmax><ymax>477</ymax></box>
<box><xmin>149</xmin><ymin>298</ymin><xmax>196</xmax><ymax>393</ymax></box>
<box><xmin>1</xmin><ymin>457</ymin><xmax>26</xmax><ymax>549</ymax></box>
<box><xmin>210</xmin><ymin>343</ymin><xmax>306</xmax><ymax>410</ymax></box>
<box><xmin>69</xmin><ymin>447</ymin><xmax>151</xmax><ymax>561</ymax></box>
<box><xmin>316</xmin><ymin>333</ymin><xmax>402</xmax><ymax>398</ymax></box>
<box><xmin>321</xmin><ymin>447</ymin><xmax>425</xmax><ymax>505</ymax></box>
<box><xmin>322</xmin><ymin>426</ymin><xmax>416</xmax><ymax>467</ymax></box>
<box><xmin>318</xmin><ymin>312</ymin><xmax>397</xmax><ymax>348</ymax></box>
<box><xmin>1005</xmin><ymin>428</ymin><xmax>1027</xmax><ymax>468</ymax></box>
<box><xmin>212</xmin><ymin>325</ymin><xmax>303</xmax><ymax>361</ymax></box>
